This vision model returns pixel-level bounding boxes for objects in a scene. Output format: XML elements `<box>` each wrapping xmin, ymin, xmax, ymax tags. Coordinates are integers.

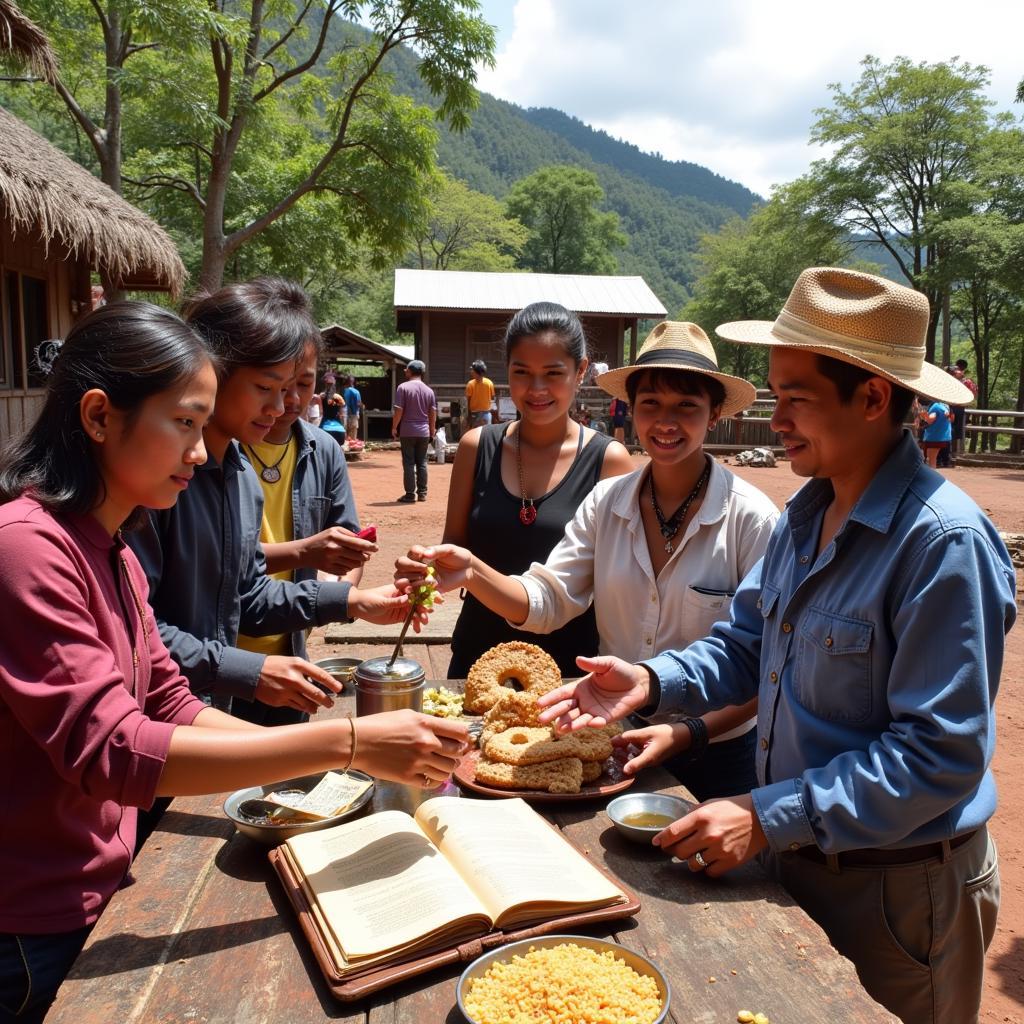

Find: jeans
<box><xmin>400</xmin><ymin>436</ymin><xmax>429</xmax><ymax>496</ymax></box>
<box><xmin>0</xmin><ymin>926</ymin><xmax>92</xmax><ymax>1023</ymax></box>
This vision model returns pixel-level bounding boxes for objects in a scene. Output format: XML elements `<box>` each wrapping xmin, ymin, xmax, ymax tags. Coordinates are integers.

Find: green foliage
<box><xmin>413</xmin><ymin>173</ymin><xmax>528</xmax><ymax>270</ymax></box>
<box><xmin>505</xmin><ymin>165</ymin><xmax>626</xmax><ymax>274</ymax></box>
<box><xmin>806</xmin><ymin>55</ymin><xmax>994</xmax><ymax>355</ymax></box>
<box><xmin>680</xmin><ymin>181</ymin><xmax>859</xmax><ymax>385</ymax></box>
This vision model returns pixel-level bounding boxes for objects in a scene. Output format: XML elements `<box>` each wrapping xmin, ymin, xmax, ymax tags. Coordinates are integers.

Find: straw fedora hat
<box><xmin>596</xmin><ymin>321</ymin><xmax>757</xmax><ymax>418</ymax></box>
<box><xmin>715</xmin><ymin>267</ymin><xmax>974</xmax><ymax>406</ymax></box>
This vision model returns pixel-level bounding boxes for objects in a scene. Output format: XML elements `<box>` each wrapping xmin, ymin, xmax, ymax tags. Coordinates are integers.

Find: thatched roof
<box><xmin>0</xmin><ymin>106</ymin><xmax>186</xmax><ymax>294</ymax></box>
<box><xmin>0</xmin><ymin>0</ymin><xmax>57</xmax><ymax>82</ymax></box>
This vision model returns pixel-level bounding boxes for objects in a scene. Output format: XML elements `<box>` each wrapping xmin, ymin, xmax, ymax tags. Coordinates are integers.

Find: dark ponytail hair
<box><xmin>503</xmin><ymin>301</ymin><xmax>588</xmax><ymax>366</ymax></box>
<box><xmin>182</xmin><ymin>276</ymin><xmax>319</xmax><ymax>378</ymax></box>
<box><xmin>0</xmin><ymin>302</ymin><xmax>213</xmax><ymax>516</ymax></box>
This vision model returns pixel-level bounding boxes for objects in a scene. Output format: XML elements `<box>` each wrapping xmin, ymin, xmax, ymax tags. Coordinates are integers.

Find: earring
<box><xmin>95</xmin><ymin>432</ymin><xmax>104</xmax><ymax>441</ymax></box>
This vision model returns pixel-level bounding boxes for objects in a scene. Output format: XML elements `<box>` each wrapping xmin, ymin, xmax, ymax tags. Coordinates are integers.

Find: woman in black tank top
<box><xmin>442</xmin><ymin>302</ymin><xmax>633</xmax><ymax>678</ymax></box>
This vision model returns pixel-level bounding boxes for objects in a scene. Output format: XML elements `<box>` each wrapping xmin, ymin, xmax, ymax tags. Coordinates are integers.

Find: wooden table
<box><xmin>49</xmin><ymin>680</ymin><xmax>896</xmax><ymax>1024</ymax></box>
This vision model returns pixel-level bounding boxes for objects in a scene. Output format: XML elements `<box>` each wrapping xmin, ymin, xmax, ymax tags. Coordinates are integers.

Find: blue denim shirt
<box><xmin>128</xmin><ymin>440</ymin><xmax>351</xmax><ymax>703</ymax></box>
<box><xmin>643</xmin><ymin>432</ymin><xmax>1016</xmax><ymax>854</ymax></box>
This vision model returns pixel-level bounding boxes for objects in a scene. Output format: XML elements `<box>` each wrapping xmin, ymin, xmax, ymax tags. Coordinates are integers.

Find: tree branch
<box><xmin>253</xmin><ymin>0</ymin><xmax>342</xmax><ymax>102</ymax></box>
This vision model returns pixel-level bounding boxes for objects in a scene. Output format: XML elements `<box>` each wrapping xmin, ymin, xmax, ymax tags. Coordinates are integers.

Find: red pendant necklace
<box><xmin>515</xmin><ymin>426</ymin><xmax>537</xmax><ymax>526</ymax></box>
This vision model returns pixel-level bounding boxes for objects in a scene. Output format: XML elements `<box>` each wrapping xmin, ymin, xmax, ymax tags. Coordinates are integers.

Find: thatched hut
<box><xmin>0</xmin><ymin>106</ymin><xmax>187</xmax><ymax>435</ymax></box>
<box><xmin>0</xmin><ymin>0</ymin><xmax>57</xmax><ymax>83</ymax></box>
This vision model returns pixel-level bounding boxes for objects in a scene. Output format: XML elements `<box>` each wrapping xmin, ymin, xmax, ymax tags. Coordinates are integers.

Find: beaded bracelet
<box><xmin>342</xmin><ymin>715</ymin><xmax>357</xmax><ymax>772</ymax></box>
<box><xmin>683</xmin><ymin>717</ymin><xmax>709</xmax><ymax>762</ymax></box>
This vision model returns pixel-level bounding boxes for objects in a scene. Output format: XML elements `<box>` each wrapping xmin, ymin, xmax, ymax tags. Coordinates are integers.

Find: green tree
<box><xmin>680</xmin><ymin>180</ymin><xmax>856</xmax><ymax>384</ymax></box>
<box><xmin>24</xmin><ymin>1</ymin><xmax>495</xmax><ymax>290</ymax></box>
<box><xmin>807</xmin><ymin>55</ymin><xmax>993</xmax><ymax>360</ymax></box>
<box><xmin>504</xmin><ymin>165</ymin><xmax>625</xmax><ymax>274</ymax></box>
<box><xmin>414</xmin><ymin>173</ymin><xmax>528</xmax><ymax>270</ymax></box>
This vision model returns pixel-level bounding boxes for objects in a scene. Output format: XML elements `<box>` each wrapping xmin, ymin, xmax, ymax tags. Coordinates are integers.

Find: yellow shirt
<box><xmin>465</xmin><ymin>376</ymin><xmax>495</xmax><ymax>413</ymax></box>
<box><xmin>237</xmin><ymin>436</ymin><xmax>298</xmax><ymax>656</ymax></box>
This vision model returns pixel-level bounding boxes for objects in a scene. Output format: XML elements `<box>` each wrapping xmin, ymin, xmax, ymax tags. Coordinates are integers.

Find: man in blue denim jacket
<box><xmin>540</xmin><ymin>268</ymin><xmax>1016</xmax><ymax>1023</ymax></box>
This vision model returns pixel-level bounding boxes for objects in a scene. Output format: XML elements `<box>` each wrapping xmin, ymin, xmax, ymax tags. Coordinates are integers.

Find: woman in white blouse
<box><xmin>398</xmin><ymin>322</ymin><xmax>779</xmax><ymax>799</ymax></box>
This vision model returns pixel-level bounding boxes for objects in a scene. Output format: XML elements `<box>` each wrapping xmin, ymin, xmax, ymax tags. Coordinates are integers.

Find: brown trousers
<box><xmin>771</xmin><ymin>828</ymin><xmax>998</xmax><ymax>1023</ymax></box>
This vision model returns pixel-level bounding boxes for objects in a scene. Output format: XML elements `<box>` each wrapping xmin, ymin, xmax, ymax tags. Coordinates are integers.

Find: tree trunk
<box><xmin>1013</xmin><ymin>337</ymin><xmax>1024</xmax><ymax>455</ymax></box>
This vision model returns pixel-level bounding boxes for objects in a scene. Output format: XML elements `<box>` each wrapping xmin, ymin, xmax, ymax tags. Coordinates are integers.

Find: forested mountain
<box><xmin>385</xmin><ymin>45</ymin><xmax>761</xmax><ymax>313</ymax></box>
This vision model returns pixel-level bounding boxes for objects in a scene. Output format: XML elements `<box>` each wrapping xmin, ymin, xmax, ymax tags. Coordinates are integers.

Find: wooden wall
<box><xmin>0</xmin><ymin>221</ymin><xmax>89</xmax><ymax>441</ymax></box>
<box><xmin>408</xmin><ymin>311</ymin><xmax>632</xmax><ymax>388</ymax></box>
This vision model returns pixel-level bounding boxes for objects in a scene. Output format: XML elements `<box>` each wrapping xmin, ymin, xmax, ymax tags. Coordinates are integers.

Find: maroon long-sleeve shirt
<box><xmin>0</xmin><ymin>496</ymin><xmax>205</xmax><ymax>933</ymax></box>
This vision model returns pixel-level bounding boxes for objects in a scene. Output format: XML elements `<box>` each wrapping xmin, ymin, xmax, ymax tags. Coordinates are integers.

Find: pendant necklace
<box><xmin>649</xmin><ymin>457</ymin><xmax>710</xmax><ymax>554</ymax></box>
<box><xmin>245</xmin><ymin>439</ymin><xmax>290</xmax><ymax>483</ymax></box>
<box><xmin>514</xmin><ymin>426</ymin><xmax>538</xmax><ymax>526</ymax></box>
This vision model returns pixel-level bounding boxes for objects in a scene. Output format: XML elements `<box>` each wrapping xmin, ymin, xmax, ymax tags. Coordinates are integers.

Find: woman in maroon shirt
<box><xmin>0</xmin><ymin>304</ymin><xmax>467</xmax><ymax>1023</ymax></box>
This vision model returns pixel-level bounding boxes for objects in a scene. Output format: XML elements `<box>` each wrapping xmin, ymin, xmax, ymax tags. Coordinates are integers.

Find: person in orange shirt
<box><xmin>466</xmin><ymin>359</ymin><xmax>496</xmax><ymax>426</ymax></box>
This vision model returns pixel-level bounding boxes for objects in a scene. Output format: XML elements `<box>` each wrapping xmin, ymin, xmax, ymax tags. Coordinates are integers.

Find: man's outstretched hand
<box><xmin>537</xmin><ymin>655</ymin><xmax>653</xmax><ymax>732</ymax></box>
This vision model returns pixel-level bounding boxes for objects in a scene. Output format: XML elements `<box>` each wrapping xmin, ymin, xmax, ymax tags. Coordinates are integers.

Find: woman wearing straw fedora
<box><xmin>397</xmin><ymin>321</ymin><xmax>779</xmax><ymax>800</ymax></box>
<box><xmin>537</xmin><ymin>267</ymin><xmax>1016</xmax><ymax>1024</ymax></box>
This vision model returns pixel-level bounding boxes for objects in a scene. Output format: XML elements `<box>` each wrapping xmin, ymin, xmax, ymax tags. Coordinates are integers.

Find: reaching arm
<box><xmin>442</xmin><ymin>426</ymin><xmax>483</xmax><ymax>546</ymax></box>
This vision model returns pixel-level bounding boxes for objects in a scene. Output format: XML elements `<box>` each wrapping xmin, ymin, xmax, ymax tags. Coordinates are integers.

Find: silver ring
<box><xmin>693</xmin><ymin>850</ymin><xmax>708</xmax><ymax>869</ymax></box>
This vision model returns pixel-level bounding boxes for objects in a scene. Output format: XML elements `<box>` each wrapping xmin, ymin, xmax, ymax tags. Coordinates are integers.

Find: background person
<box><xmin>342</xmin><ymin>375</ymin><xmax>363</xmax><ymax>441</ymax></box>
<box><xmin>919</xmin><ymin>394</ymin><xmax>952</xmax><ymax>467</ymax></box>
<box><xmin>319</xmin><ymin>371</ymin><xmax>347</xmax><ymax>448</ymax></box>
<box><xmin>441</xmin><ymin>301</ymin><xmax>633</xmax><ymax>679</ymax></box>
<box><xmin>609</xmin><ymin>395</ymin><xmax>628</xmax><ymax>444</ymax></box>
<box><xmin>392</xmin><ymin>359</ymin><xmax>437</xmax><ymax>503</ymax></box>
<box><xmin>466</xmin><ymin>359</ymin><xmax>496</xmax><ymax>427</ymax></box>
<box><xmin>538</xmin><ymin>267</ymin><xmax>1012</xmax><ymax>1024</ymax></box>
<box><xmin>398</xmin><ymin>322</ymin><xmax>777</xmax><ymax>798</ymax></box>
<box><xmin>0</xmin><ymin>303</ymin><xmax>467</xmax><ymax>1023</ymax></box>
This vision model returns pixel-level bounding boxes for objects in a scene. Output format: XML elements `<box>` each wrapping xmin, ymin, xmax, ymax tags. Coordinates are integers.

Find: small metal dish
<box><xmin>606</xmin><ymin>792</ymin><xmax>689</xmax><ymax>844</ymax></box>
<box><xmin>223</xmin><ymin>771</ymin><xmax>373</xmax><ymax>847</ymax></box>
<box><xmin>314</xmin><ymin>656</ymin><xmax>362</xmax><ymax>688</ymax></box>
<box><xmin>457</xmin><ymin>934</ymin><xmax>670</xmax><ymax>1023</ymax></box>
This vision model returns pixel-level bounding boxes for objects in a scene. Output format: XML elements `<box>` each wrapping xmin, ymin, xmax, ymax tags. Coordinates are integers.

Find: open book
<box><xmin>274</xmin><ymin>796</ymin><xmax>630</xmax><ymax>979</ymax></box>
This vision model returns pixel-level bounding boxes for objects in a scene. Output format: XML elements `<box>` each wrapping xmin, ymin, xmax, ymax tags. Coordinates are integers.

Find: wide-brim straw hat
<box><xmin>596</xmin><ymin>321</ymin><xmax>757</xmax><ymax>418</ymax></box>
<box><xmin>716</xmin><ymin>267</ymin><xmax>974</xmax><ymax>406</ymax></box>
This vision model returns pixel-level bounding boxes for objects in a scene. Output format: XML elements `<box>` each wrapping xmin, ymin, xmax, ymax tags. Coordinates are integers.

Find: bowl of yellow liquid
<box><xmin>606</xmin><ymin>793</ymin><xmax>690</xmax><ymax>844</ymax></box>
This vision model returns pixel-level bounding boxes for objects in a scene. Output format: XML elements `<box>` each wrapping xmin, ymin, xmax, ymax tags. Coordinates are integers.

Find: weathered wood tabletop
<box><xmin>48</xmin><ymin>665</ymin><xmax>896</xmax><ymax>1024</ymax></box>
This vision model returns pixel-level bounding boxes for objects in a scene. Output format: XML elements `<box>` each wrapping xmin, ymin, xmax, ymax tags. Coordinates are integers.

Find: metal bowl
<box><xmin>457</xmin><ymin>934</ymin><xmax>670</xmax><ymax>1023</ymax></box>
<box><xmin>314</xmin><ymin>656</ymin><xmax>362</xmax><ymax>688</ymax></box>
<box><xmin>606</xmin><ymin>792</ymin><xmax>690</xmax><ymax>844</ymax></box>
<box><xmin>223</xmin><ymin>771</ymin><xmax>374</xmax><ymax>847</ymax></box>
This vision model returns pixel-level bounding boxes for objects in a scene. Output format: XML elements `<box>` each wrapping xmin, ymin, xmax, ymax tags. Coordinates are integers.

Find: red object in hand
<box><xmin>356</xmin><ymin>524</ymin><xmax>377</xmax><ymax>542</ymax></box>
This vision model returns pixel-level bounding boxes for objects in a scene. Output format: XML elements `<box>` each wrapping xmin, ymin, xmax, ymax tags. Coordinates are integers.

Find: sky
<box><xmin>472</xmin><ymin>0</ymin><xmax>1024</xmax><ymax>198</ymax></box>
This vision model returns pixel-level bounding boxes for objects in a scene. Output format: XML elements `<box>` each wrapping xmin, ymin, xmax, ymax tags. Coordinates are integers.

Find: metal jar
<box><xmin>353</xmin><ymin>655</ymin><xmax>425</xmax><ymax>717</ymax></box>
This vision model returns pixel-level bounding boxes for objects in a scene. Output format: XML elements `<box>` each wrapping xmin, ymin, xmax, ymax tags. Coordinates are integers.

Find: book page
<box><xmin>285</xmin><ymin>810</ymin><xmax>489</xmax><ymax>960</ymax></box>
<box><xmin>415</xmin><ymin>797</ymin><xmax>624</xmax><ymax>925</ymax></box>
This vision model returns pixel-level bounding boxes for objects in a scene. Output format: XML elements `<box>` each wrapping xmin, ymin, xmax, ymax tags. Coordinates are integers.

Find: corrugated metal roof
<box><xmin>394</xmin><ymin>269</ymin><xmax>666</xmax><ymax>317</ymax></box>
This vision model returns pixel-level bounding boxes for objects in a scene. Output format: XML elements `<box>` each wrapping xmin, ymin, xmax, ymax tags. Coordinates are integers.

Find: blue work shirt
<box><xmin>643</xmin><ymin>431</ymin><xmax>1016</xmax><ymax>854</ymax></box>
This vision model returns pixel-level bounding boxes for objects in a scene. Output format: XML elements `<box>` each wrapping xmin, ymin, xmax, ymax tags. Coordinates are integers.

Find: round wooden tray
<box><xmin>454</xmin><ymin>747</ymin><xmax>635</xmax><ymax>803</ymax></box>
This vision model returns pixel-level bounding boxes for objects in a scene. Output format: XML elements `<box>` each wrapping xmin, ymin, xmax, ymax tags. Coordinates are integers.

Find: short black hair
<box><xmin>815</xmin><ymin>355</ymin><xmax>914</xmax><ymax>425</ymax></box>
<box><xmin>955</xmin><ymin>359</ymin><xmax>969</xmax><ymax>371</ymax></box>
<box><xmin>625</xmin><ymin>367</ymin><xmax>726</xmax><ymax>410</ymax></box>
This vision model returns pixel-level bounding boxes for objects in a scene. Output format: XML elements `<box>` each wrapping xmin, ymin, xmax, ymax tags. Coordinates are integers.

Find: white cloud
<box><xmin>475</xmin><ymin>0</ymin><xmax>1024</xmax><ymax>196</ymax></box>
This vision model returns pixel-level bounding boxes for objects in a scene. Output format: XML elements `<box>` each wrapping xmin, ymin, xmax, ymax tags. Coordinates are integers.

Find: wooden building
<box><xmin>393</xmin><ymin>269</ymin><xmax>667</xmax><ymax>386</ymax></box>
<box><xmin>0</xmin><ymin>5</ymin><xmax>185</xmax><ymax>436</ymax></box>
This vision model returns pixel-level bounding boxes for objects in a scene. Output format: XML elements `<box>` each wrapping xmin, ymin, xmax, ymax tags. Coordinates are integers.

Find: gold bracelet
<box><xmin>343</xmin><ymin>715</ymin><xmax>357</xmax><ymax>772</ymax></box>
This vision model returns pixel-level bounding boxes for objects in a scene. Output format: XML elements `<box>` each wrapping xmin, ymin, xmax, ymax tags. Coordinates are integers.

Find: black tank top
<box><xmin>448</xmin><ymin>422</ymin><xmax>613</xmax><ymax>678</ymax></box>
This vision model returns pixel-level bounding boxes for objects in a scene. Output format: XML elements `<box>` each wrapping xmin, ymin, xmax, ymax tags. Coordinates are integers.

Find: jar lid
<box><xmin>355</xmin><ymin>655</ymin><xmax>425</xmax><ymax>684</ymax></box>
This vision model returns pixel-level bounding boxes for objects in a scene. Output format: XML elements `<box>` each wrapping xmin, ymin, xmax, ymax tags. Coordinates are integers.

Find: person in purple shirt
<box><xmin>391</xmin><ymin>358</ymin><xmax>437</xmax><ymax>502</ymax></box>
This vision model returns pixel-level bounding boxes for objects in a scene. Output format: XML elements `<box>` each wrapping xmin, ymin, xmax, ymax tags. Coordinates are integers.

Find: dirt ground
<box><xmin>331</xmin><ymin>446</ymin><xmax>1024</xmax><ymax>1022</ymax></box>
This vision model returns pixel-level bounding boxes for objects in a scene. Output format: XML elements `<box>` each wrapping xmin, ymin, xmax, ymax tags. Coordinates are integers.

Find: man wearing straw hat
<box><xmin>539</xmin><ymin>267</ymin><xmax>1016</xmax><ymax>1023</ymax></box>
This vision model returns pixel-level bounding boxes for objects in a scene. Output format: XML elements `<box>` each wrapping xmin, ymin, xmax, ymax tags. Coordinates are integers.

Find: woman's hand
<box><xmin>300</xmin><ymin>527</ymin><xmax>377</xmax><ymax>574</ymax></box>
<box><xmin>353</xmin><ymin>710</ymin><xmax>470</xmax><ymax>786</ymax></box>
<box><xmin>538</xmin><ymin>655</ymin><xmax>652</xmax><ymax>732</ymax></box>
<box><xmin>256</xmin><ymin>656</ymin><xmax>341</xmax><ymax>714</ymax></box>
<box><xmin>346</xmin><ymin>584</ymin><xmax>432</xmax><ymax>631</ymax></box>
<box><xmin>613</xmin><ymin>722</ymin><xmax>690</xmax><ymax>776</ymax></box>
<box><xmin>395</xmin><ymin>544</ymin><xmax>472</xmax><ymax>594</ymax></box>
